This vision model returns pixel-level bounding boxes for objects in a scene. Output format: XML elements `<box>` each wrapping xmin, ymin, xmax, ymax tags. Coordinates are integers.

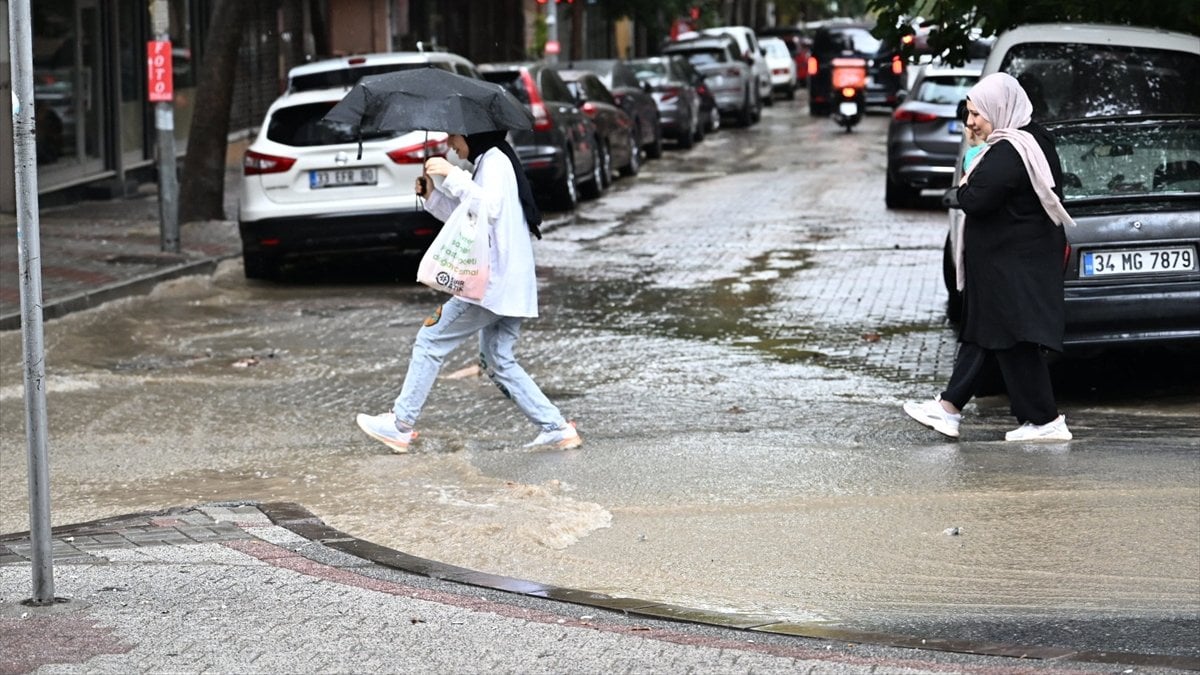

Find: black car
<box><xmin>806</xmin><ymin>22</ymin><xmax>879</xmax><ymax>116</ymax></box>
<box><xmin>479</xmin><ymin>62</ymin><xmax>604</xmax><ymax>210</ymax></box>
<box><xmin>628</xmin><ymin>55</ymin><xmax>704</xmax><ymax>148</ymax></box>
<box><xmin>562</xmin><ymin>60</ymin><xmax>664</xmax><ymax>160</ymax></box>
<box><xmin>557</xmin><ymin>69</ymin><xmax>639</xmax><ymax>183</ymax></box>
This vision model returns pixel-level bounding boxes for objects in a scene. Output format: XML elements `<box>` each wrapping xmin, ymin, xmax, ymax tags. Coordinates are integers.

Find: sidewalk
<box><xmin>4</xmin><ymin>502</ymin><xmax>1190</xmax><ymax>675</ymax></box>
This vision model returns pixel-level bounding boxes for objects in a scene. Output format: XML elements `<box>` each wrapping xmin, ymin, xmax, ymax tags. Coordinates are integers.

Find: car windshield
<box><xmin>674</xmin><ymin>49</ymin><xmax>727</xmax><ymax>66</ymax></box>
<box><xmin>630</xmin><ymin>61</ymin><xmax>668</xmax><ymax>79</ymax></box>
<box><xmin>1052</xmin><ymin>118</ymin><xmax>1200</xmax><ymax>200</ymax></box>
<box><xmin>914</xmin><ymin>75</ymin><xmax>977</xmax><ymax>104</ymax></box>
<box><xmin>1000</xmin><ymin>43</ymin><xmax>1200</xmax><ymax>122</ymax></box>
<box><xmin>267</xmin><ymin>102</ymin><xmax>400</xmax><ymax>146</ymax></box>
<box><xmin>482</xmin><ymin>72</ymin><xmax>530</xmax><ymax>104</ymax></box>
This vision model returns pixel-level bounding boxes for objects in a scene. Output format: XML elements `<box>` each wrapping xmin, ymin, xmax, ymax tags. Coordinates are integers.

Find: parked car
<box><xmin>628</xmin><ymin>55</ymin><xmax>704</xmax><ymax>148</ymax></box>
<box><xmin>755</xmin><ymin>26</ymin><xmax>812</xmax><ymax>87</ymax></box>
<box><xmin>663</xmin><ymin>34</ymin><xmax>759</xmax><ymax>127</ymax></box>
<box><xmin>479</xmin><ymin>62</ymin><xmax>604</xmax><ymax>210</ymax></box>
<box><xmin>238</xmin><ymin>52</ymin><xmax>482</xmax><ymax>280</ymax></box>
<box><xmin>556</xmin><ymin>69</ymin><xmax>639</xmax><ymax>182</ymax></box>
<box><xmin>885</xmin><ymin>63</ymin><xmax>981</xmax><ymax>208</ymax></box>
<box><xmin>760</xmin><ymin>36</ymin><xmax>798</xmax><ymax>100</ymax></box>
<box><xmin>700</xmin><ymin>26</ymin><xmax>774</xmax><ymax>107</ymax></box>
<box><xmin>865</xmin><ymin>38</ymin><xmax>908</xmax><ymax>109</ymax></box>
<box><xmin>942</xmin><ymin>24</ymin><xmax>1200</xmax><ymax>349</ymax></box>
<box><xmin>806</xmin><ymin>22</ymin><xmax>879</xmax><ymax>116</ymax></box>
<box><xmin>561</xmin><ymin>59</ymin><xmax>664</xmax><ymax>160</ymax></box>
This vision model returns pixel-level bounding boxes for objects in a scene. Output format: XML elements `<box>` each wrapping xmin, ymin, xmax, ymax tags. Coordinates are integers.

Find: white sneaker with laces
<box><xmin>525</xmin><ymin>422</ymin><xmax>582</xmax><ymax>450</ymax></box>
<box><xmin>356</xmin><ymin>412</ymin><xmax>416</xmax><ymax>453</ymax></box>
<box><xmin>1005</xmin><ymin>414</ymin><xmax>1072</xmax><ymax>442</ymax></box>
<box><xmin>903</xmin><ymin>397</ymin><xmax>961</xmax><ymax>438</ymax></box>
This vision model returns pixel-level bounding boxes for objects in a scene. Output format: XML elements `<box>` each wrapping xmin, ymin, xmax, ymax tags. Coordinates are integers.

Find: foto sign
<box><xmin>147</xmin><ymin>40</ymin><xmax>174</xmax><ymax>102</ymax></box>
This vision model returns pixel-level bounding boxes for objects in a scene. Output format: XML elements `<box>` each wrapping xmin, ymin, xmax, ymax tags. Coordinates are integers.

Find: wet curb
<box><xmin>0</xmin><ymin>255</ymin><xmax>236</xmax><ymax>332</ymax></box>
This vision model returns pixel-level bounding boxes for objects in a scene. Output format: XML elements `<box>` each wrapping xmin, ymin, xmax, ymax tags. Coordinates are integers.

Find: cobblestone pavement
<box><xmin>3</xmin><ymin>503</ymin><xmax>1192</xmax><ymax>674</ymax></box>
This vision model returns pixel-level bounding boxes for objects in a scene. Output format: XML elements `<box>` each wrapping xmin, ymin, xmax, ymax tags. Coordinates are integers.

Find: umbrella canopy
<box><xmin>322</xmin><ymin>67</ymin><xmax>533</xmax><ymax>136</ymax></box>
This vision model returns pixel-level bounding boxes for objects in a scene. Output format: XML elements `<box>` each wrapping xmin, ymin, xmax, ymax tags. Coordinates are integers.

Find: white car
<box><xmin>701</xmin><ymin>26</ymin><xmax>774</xmax><ymax>107</ymax></box>
<box><xmin>238</xmin><ymin>52</ymin><xmax>480</xmax><ymax>279</ymax></box>
<box><xmin>759</xmin><ymin>36</ymin><xmax>797</xmax><ymax>100</ymax></box>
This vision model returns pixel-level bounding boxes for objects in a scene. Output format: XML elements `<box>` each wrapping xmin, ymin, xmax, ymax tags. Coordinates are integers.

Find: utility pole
<box><xmin>8</xmin><ymin>0</ymin><xmax>56</xmax><ymax>606</ymax></box>
<box><xmin>149</xmin><ymin>0</ymin><xmax>179</xmax><ymax>253</ymax></box>
<box><xmin>545</xmin><ymin>1</ymin><xmax>559</xmax><ymax>64</ymax></box>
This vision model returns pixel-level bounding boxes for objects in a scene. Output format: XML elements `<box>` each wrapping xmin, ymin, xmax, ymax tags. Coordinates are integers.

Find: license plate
<box><xmin>948</xmin><ymin>120</ymin><xmax>962</xmax><ymax>133</ymax></box>
<box><xmin>310</xmin><ymin>167</ymin><xmax>377</xmax><ymax>189</ymax></box>
<box><xmin>1082</xmin><ymin>246</ymin><xmax>1197</xmax><ymax>277</ymax></box>
<box><xmin>838</xmin><ymin>101</ymin><xmax>858</xmax><ymax>116</ymax></box>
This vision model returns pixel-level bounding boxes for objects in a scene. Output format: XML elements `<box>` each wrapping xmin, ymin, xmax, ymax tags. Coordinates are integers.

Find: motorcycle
<box><xmin>830</xmin><ymin>56</ymin><xmax>867</xmax><ymax>133</ymax></box>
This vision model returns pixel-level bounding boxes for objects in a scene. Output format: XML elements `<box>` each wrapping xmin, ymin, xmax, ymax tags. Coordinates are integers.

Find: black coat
<box><xmin>956</xmin><ymin>123</ymin><xmax>1067</xmax><ymax>352</ymax></box>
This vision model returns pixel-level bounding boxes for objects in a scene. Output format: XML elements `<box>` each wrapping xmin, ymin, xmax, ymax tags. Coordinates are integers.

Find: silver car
<box><xmin>663</xmin><ymin>35</ymin><xmax>759</xmax><ymax>127</ymax></box>
<box><xmin>884</xmin><ymin>63</ymin><xmax>980</xmax><ymax>208</ymax></box>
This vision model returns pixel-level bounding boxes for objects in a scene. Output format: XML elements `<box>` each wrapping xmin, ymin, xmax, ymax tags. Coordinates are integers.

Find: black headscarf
<box><xmin>465</xmin><ymin>130</ymin><xmax>542</xmax><ymax>239</ymax></box>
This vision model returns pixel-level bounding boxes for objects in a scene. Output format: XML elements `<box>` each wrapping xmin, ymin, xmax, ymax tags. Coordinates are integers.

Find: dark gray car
<box><xmin>628</xmin><ymin>56</ymin><xmax>704</xmax><ymax>148</ymax></box>
<box><xmin>563</xmin><ymin>59</ymin><xmax>664</xmax><ymax>160</ymax></box>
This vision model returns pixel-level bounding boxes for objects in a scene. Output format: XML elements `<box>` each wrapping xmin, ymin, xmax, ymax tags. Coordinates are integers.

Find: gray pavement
<box><xmin>2</xmin><ymin>145</ymin><xmax>1196</xmax><ymax>674</ymax></box>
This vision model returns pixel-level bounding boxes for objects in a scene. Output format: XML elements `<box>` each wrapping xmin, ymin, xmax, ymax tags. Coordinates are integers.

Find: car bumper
<box><xmin>1063</xmin><ymin>279</ymin><xmax>1200</xmax><ymax>346</ymax></box>
<box><xmin>514</xmin><ymin>144</ymin><xmax>568</xmax><ymax>185</ymax></box>
<box><xmin>239</xmin><ymin>209</ymin><xmax>443</xmax><ymax>258</ymax></box>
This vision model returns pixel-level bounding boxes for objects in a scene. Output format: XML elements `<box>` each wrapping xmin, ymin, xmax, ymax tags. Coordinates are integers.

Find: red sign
<box><xmin>545</xmin><ymin>40</ymin><xmax>560</xmax><ymax>55</ymax></box>
<box><xmin>147</xmin><ymin>40</ymin><xmax>174</xmax><ymax>102</ymax></box>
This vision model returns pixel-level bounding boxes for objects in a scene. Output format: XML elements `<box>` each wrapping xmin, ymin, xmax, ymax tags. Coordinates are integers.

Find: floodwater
<box><xmin>2</xmin><ymin>102</ymin><xmax>1198</xmax><ymax>643</ymax></box>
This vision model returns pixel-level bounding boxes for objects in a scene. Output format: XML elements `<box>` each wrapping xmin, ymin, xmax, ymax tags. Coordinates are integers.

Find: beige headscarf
<box><xmin>954</xmin><ymin>73</ymin><xmax>1074</xmax><ymax>290</ymax></box>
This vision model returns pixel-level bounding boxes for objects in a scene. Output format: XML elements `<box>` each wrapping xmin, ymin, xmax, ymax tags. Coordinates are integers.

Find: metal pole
<box><xmin>8</xmin><ymin>0</ymin><xmax>55</xmax><ymax>606</ymax></box>
<box><xmin>545</xmin><ymin>1</ymin><xmax>558</xmax><ymax>64</ymax></box>
<box><xmin>151</xmin><ymin>0</ymin><xmax>179</xmax><ymax>253</ymax></box>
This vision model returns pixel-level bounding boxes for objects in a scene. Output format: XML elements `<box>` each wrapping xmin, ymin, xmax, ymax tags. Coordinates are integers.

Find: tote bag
<box><xmin>416</xmin><ymin>202</ymin><xmax>490</xmax><ymax>300</ymax></box>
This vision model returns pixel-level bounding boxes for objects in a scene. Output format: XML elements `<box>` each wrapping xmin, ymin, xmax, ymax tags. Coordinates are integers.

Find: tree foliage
<box><xmin>868</xmin><ymin>0</ymin><xmax>1200</xmax><ymax>67</ymax></box>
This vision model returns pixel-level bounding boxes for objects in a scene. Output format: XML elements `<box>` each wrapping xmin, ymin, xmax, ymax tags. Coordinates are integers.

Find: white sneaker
<box><xmin>1005</xmin><ymin>414</ymin><xmax>1072</xmax><ymax>442</ymax></box>
<box><xmin>525</xmin><ymin>422</ymin><xmax>582</xmax><ymax>450</ymax></box>
<box><xmin>356</xmin><ymin>412</ymin><xmax>416</xmax><ymax>453</ymax></box>
<box><xmin>903</xmin><ymin>398</ymin><xmax>961</xmax><ymax>438</ymax></box>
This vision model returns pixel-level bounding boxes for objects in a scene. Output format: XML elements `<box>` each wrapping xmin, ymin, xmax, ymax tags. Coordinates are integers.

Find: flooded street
<box><xmin>2</xmin><ymin>100</ymin><xmax>1198</xmax><ymax>650</ymax></box>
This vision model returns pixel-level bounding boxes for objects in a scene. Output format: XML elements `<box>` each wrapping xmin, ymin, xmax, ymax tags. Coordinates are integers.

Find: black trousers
<box><xmin>941</xmin><ymin>341</ymin><xmax>1058</xmax><ymax>425</ymax></box>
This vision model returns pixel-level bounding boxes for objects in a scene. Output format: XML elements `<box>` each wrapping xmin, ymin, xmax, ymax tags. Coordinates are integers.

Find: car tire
<box><xmin>707</xmin><ymin>106</ymin><xmax>721</xmax><ymax>134</ymax></box>
<box><xmin>885</xmin><ymin>174</ymin><xmax>918</xmax><ymax>209</ymax></box>
<box><xmin>580</xmin><ymin>147</ymin><xmax>603</xmax><ymax>200</ymax></box>
<box><xmin>242</xmin><ymin>250</ymin><xmax>280</xmax><ymax>281</ymax></box>
<box><xmin>942</xmin><ymin>233</ymin><xmax>963</xmax><ymax>324</ymax></box>
<box><xmin>750</xmin><ymin>89</ymin><xmax>763</xmax><ymax>123</ymax></box>
<box><xmin>597</xmin><ymin>139</ymin><xmax>614</xmax><ymax>188</ymax></box>
<box><xmin>552</xmin><ymin>151</ymin><xmax>579</xmax><ymax>211</ymax></box>
<box><xmin>810</xmin><ymin>100</ymin><xmax>830</xmax><ymax>117</ymax></box>
<box><xmin>620</xmin><ymin>131</ymin><xmax>640</xmax><ymax>177</ymax></box>
<box><xmin>736</xmin><ymin>90</ymin><xmax>754</xmax><ymax>127</ymax></box>
<box><xmin>678</xmin><ymin>113</ymin><xmax>696</xmax><ymax>148</ymax></box>
<box><xmin>646</xmin><ymin>121</ymin><xmax>664</xmax><ymax>159</ymax></box>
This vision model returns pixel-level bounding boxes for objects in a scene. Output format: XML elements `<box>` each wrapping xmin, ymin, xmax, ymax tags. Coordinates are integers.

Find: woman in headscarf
<box><xmin>355</xmin><ymin>130</ymin><xmax>581</xmax><ymax>452</ymax></box>
<box><xmin>905</xmin><ymin>72</ymin><xmax>1074</xmax><ymax>442</ymax></box>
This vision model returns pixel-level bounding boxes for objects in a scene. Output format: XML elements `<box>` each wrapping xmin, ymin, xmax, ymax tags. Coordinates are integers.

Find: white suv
<box><xmin>701</xmin><ymin>26</ymin><xmax>774</xmax><ymax>106</ymax></box>
<box><xmin>238</xmin><ymin>52</ymin><xmax>480</xmax><ymax>279</ymax></box>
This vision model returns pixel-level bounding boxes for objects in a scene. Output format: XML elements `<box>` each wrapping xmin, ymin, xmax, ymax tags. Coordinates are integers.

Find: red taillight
<box><xmin>891</xmin><ymin>54</ymin><xmax>904</xmax><ymax>76</ymax></box>
<box><xmin>891</xmin><ymin>109</ymin><xmax>939</xmax><ymax>123</ymax></box>
<box><xmin>725</xmin><ymin>67</ymin><xmax>742</xmax><ymax>78</ymax></box>
<box><xmin>772</xmin><ymin>68</ymin><xmax>789</xmax><ymax>76</ymax></box>
<box><xmin>581</xmin><ymin>102</ymin><xmax>598</xmax><ymax>117</ymax></box>
<box><xmin>660</xmin><ymin>86</ymin><xmax>680</xmax><ymax>102</ymax></box>
<box><xmin>243</xmin><ymin>150</ymin><xmax>296</xmax><ymax>175</ymax></box>
<box><xmin>521</xmin><ymin>70</ymin><xmax>553</xmax><ymax>132</ymax></box>
<box><xmin>807</xmin><ymin>56</ymin><xmax>818</xmax><ymax>77</ymax></box>
<box><xmin>386</xmin><ymin>137</ymin><xmax>449</xmax><ymax>164</ymax></box>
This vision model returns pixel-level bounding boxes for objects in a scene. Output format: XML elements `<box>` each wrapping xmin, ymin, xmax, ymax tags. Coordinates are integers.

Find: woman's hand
<box><xmin>424</xmin><ymin>157</ymin><xmax>454</xmax><ymax>177</ymax></box>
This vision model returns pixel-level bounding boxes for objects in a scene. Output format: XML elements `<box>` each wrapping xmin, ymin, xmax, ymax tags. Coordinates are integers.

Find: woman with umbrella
<box><xmin>346</xmin><ymin>70</ymin><xmax>581</xmax><ymax>452</ymax></box>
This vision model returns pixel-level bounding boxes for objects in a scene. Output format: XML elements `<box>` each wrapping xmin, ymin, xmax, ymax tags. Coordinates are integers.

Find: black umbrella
<box><xmin>322</xmin><ymin>67</ymin><xmax>533</xmax><ymax>138</ymax></box>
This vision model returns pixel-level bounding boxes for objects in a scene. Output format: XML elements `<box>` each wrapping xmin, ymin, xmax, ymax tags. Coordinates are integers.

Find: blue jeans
<box><xmin>392</xmin><ymin>298</ymin><xmax>568</xmax><ymax>432</ymax></box>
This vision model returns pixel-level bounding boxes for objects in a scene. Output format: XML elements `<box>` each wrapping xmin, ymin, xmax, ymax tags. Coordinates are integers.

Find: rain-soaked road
<box><xmin>2</xmin><ymin>100</ymin><xmax>1198</xmax><ymax>656</ymax></box>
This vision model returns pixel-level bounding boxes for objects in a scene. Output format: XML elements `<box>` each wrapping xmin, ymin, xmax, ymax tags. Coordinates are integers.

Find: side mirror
<box><xmin>942</xmin><ymin>187</ymin><xmax>960</xmax><ymax>209</ymax></box>
<box><xmin>896</xmin><ymin>89</ymin><xmax>908</xmax><ymax>104</ymax></box>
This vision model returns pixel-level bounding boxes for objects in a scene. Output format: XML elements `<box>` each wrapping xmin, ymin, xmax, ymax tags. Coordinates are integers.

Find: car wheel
<box><xmin>553</xmin><ymin>151</ymin><xmax>579</xmax><ymax>211</ymax></box>
<box><xmin>809</xmin><ymin>100</ymin><xmax>830</xmax><ymax>117</ymax></box>
<box><xmin>736</xmin><ymin>90</ymin><xmax>754</xmax><ymax>127</ymax></box>
<box><xmin>242</xmin><ymin>249</ymin><xmax>280</xmax><ymax>281</ymax></box>
<box><xmin>707</xmin><ymin>106</ymin><xmax>721</xmax><ymax>133</ymax></box>
<box><xmin>785</xmin><ymin>84</ymin><xmax>796</xmax><ymax>100</ymax></box>
<box><xmin>580</xmin><ymin>146</ymin><xmax>603</xmax><ymax>200</ymax></box>
<box><xmin>620</xmin><ymin>131</ymin><xmax>640</xmax><ymax>177</ymax></box>
<box><xmin>885</xmin><ymin>174</ymin><xmax>918</xmax><ymax>209</ymax></box>
<box><xmin>646</xmin><ymin>121</ymin><xmax>664</xmax><ymax>159</ymax></box>
<box><xmin>762</xmin><ymin>84</ymin><xmax>775</xmax><ymax>106</ymax></box>
<box><xmin>750</xmin><ymin>89</ymin><xmax>763</xmax><ymax>123</ymax></box>
<box><xmin>598</xmin><ymin>139</ymin><xmax>614</xmax><ymax>188</ymax></box>
<box><xmin>942</xmin><ymin>233</ymin><xmax>963</xmax><ymax>324</ymax></box>
<box><xmin>678</xmin><ymin>114</ymin><xmax>696</xmax><ymax>148</ymax></box>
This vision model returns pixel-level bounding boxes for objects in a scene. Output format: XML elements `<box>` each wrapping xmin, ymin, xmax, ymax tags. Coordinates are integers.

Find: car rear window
<box><xmin>1000</xmin><ymin>43</ymin><xmax>1200</xmax><ymax>122</ymax></box>
<box><xmin>914</xmin><ymin>75</ymin><xmax>977</xmax><ymax>104</ymax></box>
<box><xmin>482</xmin><ymin>71</ymin><xmax>530</xmax><ymax>104</ymax></box>
<box><xmin>290</xmin><ymin>62</ymin><xmax>454</xmax><ymax>92</ymax></box>
<box><xmin>267</xmin><ymin>102</ymin><xmax>398</xmax><ymax>146</ymax></box>
<box><xmin>672</xmin><ymin>49</ymin><xmax>728</xmax><ymax>66</ymax></box>
<box><xmin>1053</xmin><ymin>118</ymin><xmax>1200</xmax><ymax>200</ymax></box>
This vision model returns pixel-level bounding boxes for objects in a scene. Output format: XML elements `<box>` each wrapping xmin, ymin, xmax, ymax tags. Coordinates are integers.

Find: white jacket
<box><xmin>424</xmin><ymin>148</ymin><xmax>539</xmax><ymax>318</ymax></box>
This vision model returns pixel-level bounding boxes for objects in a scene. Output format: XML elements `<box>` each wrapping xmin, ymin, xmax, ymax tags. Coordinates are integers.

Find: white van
<box><xmin>701</xmin><ymin>26</ymin><xmax>774</xmax><ymax>105</ymax></box>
